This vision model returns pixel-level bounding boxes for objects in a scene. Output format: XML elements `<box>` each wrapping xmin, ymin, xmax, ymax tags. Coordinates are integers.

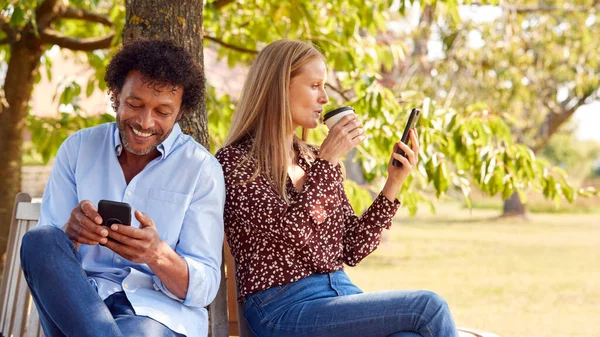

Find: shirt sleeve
<box><xmin>159</xmin><ymin>156</ymin><xmax>225</xmax><ymax>308</ymax></box>
<box><xmin>216</xmin><ymin>148</ymin><xmax>343</xmax><ymax>249</ymax></box>
<box><xmin>341</xmin><ymin>190</ymin><xmax>401</xmax><ymax>266</ymax></box>
<box><xmin>37</xmin><ymin>132</ymin><xmax>81</xmax><ymax>229</ymax></box>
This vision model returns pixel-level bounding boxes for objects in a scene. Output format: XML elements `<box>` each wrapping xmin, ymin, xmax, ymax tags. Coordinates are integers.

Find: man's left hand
<box><xmin>104</xmin><ymin>210</ymin><xmax>167</xmax><ymax>265</ymax></box>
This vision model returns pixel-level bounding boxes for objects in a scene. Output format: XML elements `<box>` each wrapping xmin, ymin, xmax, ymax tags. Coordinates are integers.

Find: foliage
<box><xmin>540</xmin><ymin>130</ymin><xmax>600</xmax><ymax>181</ymax></box>
<box><xmin>203</xmin><ymin>0</ymin><xmax>587</xmax><ymax>214</ymax></box>
<box><xmin>27</xmin><ymin>112</ymin><xmax>115</xmax><ymax>163</ymax></box>
<box><xmin>410</xmin><ymin>0</ymin><xmax>600</xmax><ymax>150</ymax></box>
<box><xmin>7</xmin><ymin>0</ymin><xmax>598</xmax><ymax>215</ymax></box>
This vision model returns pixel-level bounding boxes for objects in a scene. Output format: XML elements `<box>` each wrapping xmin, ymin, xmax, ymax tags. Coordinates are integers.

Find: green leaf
<box><xmin>434</xmin><ymin>161</ymin><xmax>449</xmax><ymax>198</ymax></box>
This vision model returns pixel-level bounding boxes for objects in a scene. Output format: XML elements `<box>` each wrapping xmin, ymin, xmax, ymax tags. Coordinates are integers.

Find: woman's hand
<box><xmin>382</xmin><ymin>129</ymin><xmax>420</xmax><ymax>201</ymax></box>
<box><xmin>318</xmin><ymin>114</ymin><xmax>366</xmax><ymax>166</ymax></box>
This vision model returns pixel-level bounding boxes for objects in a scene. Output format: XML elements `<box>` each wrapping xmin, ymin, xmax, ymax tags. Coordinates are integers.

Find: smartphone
<box><xmin>98</xmin><ymin>200</ymin><xmax>131</xmax><ymax>227</ymax></box>
<box><xmin>392</xmin><ymin>108</ymin><xmax>421</xmax><ymax>167</ymax></box>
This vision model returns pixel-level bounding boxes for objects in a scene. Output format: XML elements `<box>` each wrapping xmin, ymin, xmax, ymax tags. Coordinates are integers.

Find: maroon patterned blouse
<box><xmin>215</xmin><ymin>138</ymin><xmax>401</xmax><ymax>301</ymax></box>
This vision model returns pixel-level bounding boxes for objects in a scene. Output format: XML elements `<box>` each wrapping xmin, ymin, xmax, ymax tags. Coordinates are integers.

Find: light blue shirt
<box><xmin>37</xmin><ymin>122</ymin><xmax>225</xmax><ymax>337</ymax></box>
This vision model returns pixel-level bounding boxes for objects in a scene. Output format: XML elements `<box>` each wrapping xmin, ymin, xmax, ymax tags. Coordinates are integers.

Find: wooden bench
<box><xmin>0</xmin><ymin>193</ymin><xmax>497</xmax><ymax>337</ymax></box>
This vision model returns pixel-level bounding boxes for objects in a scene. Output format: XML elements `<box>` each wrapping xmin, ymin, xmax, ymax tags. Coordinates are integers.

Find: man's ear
<box><xmin>176</xmin><ymin>110</ymin><xmax>184</xmax><ymax>121</ymax></box>
<box><xmin>111</xmin><ymin>89</ymin><xmax>120</xmax><ymax>112</ymax></box>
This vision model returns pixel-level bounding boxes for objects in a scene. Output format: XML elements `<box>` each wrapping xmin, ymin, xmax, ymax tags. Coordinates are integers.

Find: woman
<box><xmin>215</xmin><ymin>40</ymin><xmax>459</xmax><ymax>337</ymax></box>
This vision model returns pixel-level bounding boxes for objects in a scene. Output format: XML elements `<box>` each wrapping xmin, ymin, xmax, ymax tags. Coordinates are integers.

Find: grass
<box><xmin>463</xmin><ymin>190</ymin><xmax>600</xmax><ymax>215</ymax></box>
<box><xmin>345</xmin><ymin>202</ymin><xmax>600</xmax><ymax>337</ymax></box>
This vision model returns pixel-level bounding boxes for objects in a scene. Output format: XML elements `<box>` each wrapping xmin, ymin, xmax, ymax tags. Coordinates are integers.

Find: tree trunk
<box><xmin>0</xmin><ymin>34</ymin><xmax>43</xmax><ymax>257</ymax></box>
<box><xmin>123</xmin><ymin>0</ymin><xmax>208</xmax><ymax>148</ymax></box>
<box><xmin>123</xmin><ymin>3</ymin><xmax>230</xmax><ymax>336</ymax></box>
<box><xmin>502</xmin><ymin>192</ymin><xmax>527</xmax><ymax>218</ymax></box>
<box><xmin>502</xmin><ymin>107</ymin><xmax>582</xmax><ymax>217</ymax></box>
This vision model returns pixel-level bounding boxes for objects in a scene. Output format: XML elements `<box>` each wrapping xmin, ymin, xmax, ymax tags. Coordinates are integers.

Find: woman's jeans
<box><xmin>20</xmin><ymin>225</ymin><xmax>183</xmax><ymax>337</ymax></box>
<box><xmin>243</xmin><ymin>270</ymin><xmax>459</xmax><ymax>337</ymax></box>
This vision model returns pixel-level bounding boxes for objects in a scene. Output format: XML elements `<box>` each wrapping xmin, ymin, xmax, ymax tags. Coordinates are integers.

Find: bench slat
<box><xmin>0</xmin><ymin>194</ymin><xmax>31</xmax><ymax>335</ymax></box>
<box><xmin>16</xmin><ymin>202</ymin><xmax>41</xmax><ymax>221</ymax></box>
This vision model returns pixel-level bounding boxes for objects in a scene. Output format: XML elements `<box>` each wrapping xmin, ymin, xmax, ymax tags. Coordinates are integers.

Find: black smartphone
<box><xmin>392</xmin><ymin>108</ymin><xmax>421</xmax><ymax>167</ymax></box>
<box><xmin>98</xmin><ymin>200</ymin><xmax>131</xmax><ymax>227</ymax></box>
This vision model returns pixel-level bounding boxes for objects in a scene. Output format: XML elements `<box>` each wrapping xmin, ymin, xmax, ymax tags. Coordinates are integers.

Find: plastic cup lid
<box><xmin>323</xmin><ymin>106</ymin><xmax>354</xmax><ymax>121</ymax></box>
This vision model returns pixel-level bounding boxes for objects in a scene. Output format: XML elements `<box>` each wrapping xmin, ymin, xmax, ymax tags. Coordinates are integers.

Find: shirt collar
<box><xmin>112</xmin><ymin>122</ymin><xmax>182</xmax><ymax>159</ymax></box>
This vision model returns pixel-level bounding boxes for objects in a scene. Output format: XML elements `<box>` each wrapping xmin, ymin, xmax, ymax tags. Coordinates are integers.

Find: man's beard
<box><xmin>116</xmin><ymin>115</ymin><xmax>170</xmax><ymax>156</ymax></box>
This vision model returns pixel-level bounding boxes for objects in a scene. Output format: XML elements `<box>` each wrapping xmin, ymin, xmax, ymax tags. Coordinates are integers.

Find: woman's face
<box><xmin>289</xmin><ymin>58</ymin><xmax>329</xmax><ymax>130</ymax></box>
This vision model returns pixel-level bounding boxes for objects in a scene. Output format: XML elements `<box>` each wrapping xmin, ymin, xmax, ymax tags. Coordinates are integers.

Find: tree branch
<box><xmin>213</xmin><ymin>0</ymin><xmax>236</xmax><ymax>10</ymax></box>
<box><xmin>204</xmin><ymin>35</ymin><xmax>258</xmax><ymax>54</ymax></box>
<box><xmin>35</xmin><ymin>0</ymin><xmax>61</xmax><ymax>31</ymax></box>
<box><xmin>325</xmin><ymin>83</ymin><xmax>350</xmax><ymax>102</ymax></box>
<box><xmin>59</xmin><ymin>7</ymin><xmax>113</xmax><ymax>27</ymax></box>
<box><xmin>40</xmin><ymin>29</ymin><xmax>114</xmax><ymax>51</ymax></box>
<box><xmin>0</xmin><ymin>13</ymin><xmax>14</xmax><ymax>42</ymax></box>
<box><xmin>505</xmin><ymin>4</ymin><xmax>596</xmax><ymax>14</ymax></box>
<box><xmin>533</xmin><ymin>94</ymin><xmax>593</xmax><ymax>153</ymax></box>
<box><xmin>469</xmin><ymin>2</ymin><xmax>598</xmax><ymax>13</ymax></box>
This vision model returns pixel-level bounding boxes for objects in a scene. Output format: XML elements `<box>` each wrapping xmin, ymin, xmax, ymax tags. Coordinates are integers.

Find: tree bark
<box><xmin>123</xmin><ymin>0</ymin><xmax>208</xmax><ymax>149</ymax></box>
<box><xmin>0</xmin><ymin>31</ymin><xmax>43</xmax><ymax>256</ymax></box>
<box><xmin>123</xmin><ymin>3</ymin><xmax>228</xmax><ymax>336</ymax></box>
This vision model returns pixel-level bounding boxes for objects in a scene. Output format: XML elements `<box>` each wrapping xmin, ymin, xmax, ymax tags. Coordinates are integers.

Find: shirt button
<box><xmin>126</xmin><ymin>190</ymin><xmax>132</xmax><ymax>197</ymax></box>
<box><xmin>124</xmin><ymin>283</ymin><xmax>129</xmax><ymax>290</ymax></box>
<box><xmin>116</xmin><ymin>258</ymin><xmax>122</xmax><ymax>263</ymax></box>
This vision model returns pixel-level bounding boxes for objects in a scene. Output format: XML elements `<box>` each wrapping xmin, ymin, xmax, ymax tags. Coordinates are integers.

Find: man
<box><xmin>20</xmin><ymin>39</ymin><xmax>224</xmax><ymax>337</ymax></box>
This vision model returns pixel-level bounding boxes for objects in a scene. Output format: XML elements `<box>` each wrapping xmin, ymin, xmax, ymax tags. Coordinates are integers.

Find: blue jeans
<box><xmin>243</xmin><ymin>270</ymin><xmax>458</xmax><ymax>337</ymax></box>
<box><xmin>20</xmin><ymin>225</ymin><xmax>183</xmax><ymax>337</ymax></box>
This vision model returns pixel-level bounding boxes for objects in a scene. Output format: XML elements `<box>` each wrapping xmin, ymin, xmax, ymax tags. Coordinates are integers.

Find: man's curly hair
<box><xmin>105</xmin><ymin>39</ymin><xmax>203</xmax><ymax>116</ymax></box>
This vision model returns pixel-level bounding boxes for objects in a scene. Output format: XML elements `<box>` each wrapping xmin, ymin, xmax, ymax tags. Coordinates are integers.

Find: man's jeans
<box><xmin>243</xmin><ymin>270</ymin><xmax>459</xmax><ymax>337</ymax></box>
<box><xmin>20</xmin><ymin>225</ymin><xmax>183</xmax><ymax>337</ymax></box>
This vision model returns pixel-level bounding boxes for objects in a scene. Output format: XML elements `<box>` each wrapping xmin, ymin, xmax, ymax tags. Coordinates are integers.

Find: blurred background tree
<box><xmin>392</xmin><ymin>0</ymin><xmax>600</xmax><ymax>216</ymax></box>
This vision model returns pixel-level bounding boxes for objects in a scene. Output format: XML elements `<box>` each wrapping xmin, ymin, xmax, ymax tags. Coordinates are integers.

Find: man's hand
<box><xmin>64</xmin><ymin>200</ymin><xmax>109</xmax><ymax>246</ymax></box>
<box><xmin>104</xmin><ymin>210</ymin><xmax>167</xmax><ymax>265</ymax></box>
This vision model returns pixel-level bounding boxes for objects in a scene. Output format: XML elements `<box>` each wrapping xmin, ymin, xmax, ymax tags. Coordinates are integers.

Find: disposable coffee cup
<box><xmin>323</xmin><ymin>106</ymin><xmax>355</xmax><ymax>129</ymax></box>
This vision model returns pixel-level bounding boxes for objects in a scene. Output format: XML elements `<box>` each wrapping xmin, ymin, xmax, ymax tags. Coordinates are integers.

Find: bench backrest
<box><xmin>0</xmin><ymin>193</ymin><xmax>43</xmax><ymax>337</ymax></box>
<box><xmin>0</xmin><ymin>193</ymin><xmax>230</xmax><ymax>337</ymax></box>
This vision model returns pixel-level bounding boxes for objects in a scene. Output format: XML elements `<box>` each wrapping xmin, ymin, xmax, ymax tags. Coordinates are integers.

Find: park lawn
<box><xmin>345</xmin><ymin>202</ymin><xmax>600</xmax><ymax>337</ymax></box>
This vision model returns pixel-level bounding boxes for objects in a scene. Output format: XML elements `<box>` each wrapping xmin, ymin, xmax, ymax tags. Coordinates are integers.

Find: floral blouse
<box><xmin>215</xmin><ymin>137</ymin><xmax>401</xmax><ymax>301</ymax></box>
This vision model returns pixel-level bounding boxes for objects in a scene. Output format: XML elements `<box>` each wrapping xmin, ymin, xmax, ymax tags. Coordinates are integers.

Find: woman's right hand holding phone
<box><xmin>63</xmin><ymin>200</ymin><xmax>109</xmax><ymax>247</ymax></box>
<box><xmin>318</xmin><ymin>114</ymin><xmax>366</xmax><ymax>166</ymax></box>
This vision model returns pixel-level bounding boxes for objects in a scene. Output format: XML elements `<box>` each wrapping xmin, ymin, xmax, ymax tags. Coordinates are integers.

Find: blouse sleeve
<box><xmin>340</xmin><ymin>189</ymin><xmax>401</xmax><ymax>266</ymax></box>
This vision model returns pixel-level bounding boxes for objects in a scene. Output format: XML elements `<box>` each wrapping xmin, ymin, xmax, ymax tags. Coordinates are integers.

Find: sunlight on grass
<box><xmin>345</xmin><ymin>202</ymin><xmax>600</xmax><ymax>337</ymax></box>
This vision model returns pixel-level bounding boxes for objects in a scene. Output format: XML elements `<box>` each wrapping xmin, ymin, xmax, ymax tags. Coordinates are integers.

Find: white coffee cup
<box><xmin>323</xmin><ymin>106</ymin><xmax>355</xmax><ymax>129</ymax></box>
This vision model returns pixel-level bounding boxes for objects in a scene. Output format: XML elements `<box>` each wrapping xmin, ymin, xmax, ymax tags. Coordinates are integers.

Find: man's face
<box><xmin>114</xmin><ymin>70</ymin><xmax>184</xmax><ymax>157</ymax></box>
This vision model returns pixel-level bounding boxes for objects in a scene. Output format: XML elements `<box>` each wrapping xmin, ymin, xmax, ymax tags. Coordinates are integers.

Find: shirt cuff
<box><xmin>181</xmin><ymin>255</ymin><xmax>212</xmax><ymax>308</ymax></box>
<box><xmin>368</xmin><ymin>192</ymin><xmax>401</xmax><ymax>229</ymax></box>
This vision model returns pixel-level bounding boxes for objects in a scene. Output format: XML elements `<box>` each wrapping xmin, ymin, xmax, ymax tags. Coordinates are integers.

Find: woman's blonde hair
<box><xmin>224</xmin><ymin>40</ymin><xmax>324</xmax><ymax>202</ymax></box>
